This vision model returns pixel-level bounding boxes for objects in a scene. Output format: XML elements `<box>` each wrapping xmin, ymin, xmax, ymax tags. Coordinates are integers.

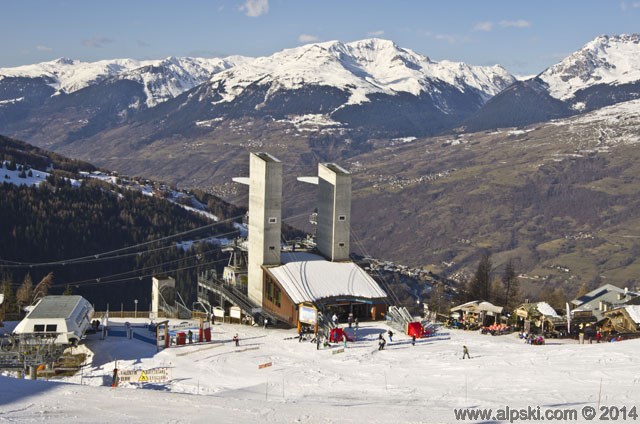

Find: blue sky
<box><xmin>1</xmin><ymin>0</ymin><xmax>639</xmax><ymax>75</ymax></box>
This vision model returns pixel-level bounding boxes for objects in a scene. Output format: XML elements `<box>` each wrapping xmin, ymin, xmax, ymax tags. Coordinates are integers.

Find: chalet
<box><xmin>601</xmin><ymin>305</ymin><xmax>640</xmax><ymax>335</ymax></box>
<box><xmin>513</xmin><ymin>301</ymin><xmax>566</xmax><ymax>334</ymax></box>
<box><xmin>450</xmin><ymin>300</ymin><xmax>504</xmax><ymax>326</ymax></box>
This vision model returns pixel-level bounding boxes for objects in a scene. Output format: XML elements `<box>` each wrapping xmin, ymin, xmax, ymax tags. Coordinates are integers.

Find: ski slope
<box><xmin>1</xmin><ymin>318</ymin><xmax>639</xmax><ymax>423</ymax></box>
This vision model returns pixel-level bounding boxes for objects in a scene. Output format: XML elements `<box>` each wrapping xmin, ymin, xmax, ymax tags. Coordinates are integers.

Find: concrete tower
<box><xmin>317</xmin><ymin>163</ymin><xmax>351</xmax><ymax>262</ymax></box>
<box><xmin>246</xmin><ymin>152</ymin><xmax>282</xmax><ymax>306</ymax></box>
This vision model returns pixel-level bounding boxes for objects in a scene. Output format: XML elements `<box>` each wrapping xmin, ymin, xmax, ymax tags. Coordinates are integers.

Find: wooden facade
<box><xmin>262</xmin><ymin>272</ymin><xmax>297</xmax><ymax>326</ymax></box>
<box><xmin>601</xmin><ymin>307</ymin><xmax>640</xmax><ymax>334</ymax></box>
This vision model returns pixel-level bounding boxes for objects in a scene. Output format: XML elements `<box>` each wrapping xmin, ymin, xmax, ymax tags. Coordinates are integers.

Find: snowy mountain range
<box><xmin>464</xmin><ymin>34</ymin><xmax>640</xmax><ymax>131</ymax></box>
<box><xmin>1</xmin><ymin>34</ymin><xmax>640</xmax><ymax>153</ymax></box>
<box><xmin>0</xmin><ymin>38</ymin><xmax>518</xmax><ymax>142</ymax></box>
<box><xmin>204</xmin><ymin>38</ymin><xmax>514</xmax><ymax>108</ymax></box>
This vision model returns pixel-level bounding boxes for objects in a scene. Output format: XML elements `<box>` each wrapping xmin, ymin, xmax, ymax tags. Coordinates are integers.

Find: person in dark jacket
<box><xmin>387</xmin><ymin>330</ymin><xmax>394</xmax><ymax>342</ymax></box>
<box><xmin>462</xmin><ymin>345</ymin><xmax>470</xmax><ymax>359</ymax></box>
<box><xmin>378</xmin><ymin>333</ymin><xmax>386</xmax><ymax>350</ymax></box>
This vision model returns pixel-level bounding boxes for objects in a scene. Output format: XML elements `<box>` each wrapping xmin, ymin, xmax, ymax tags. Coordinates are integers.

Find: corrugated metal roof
<box><xmin>27</xmin><ymin>296</ymin><xmax>83</xmax><ymax>319</ymax></box>
<box><xmin>266</xmin><ymin>252</ymin><xmax>387</xmax><ymax>305</ymax></box>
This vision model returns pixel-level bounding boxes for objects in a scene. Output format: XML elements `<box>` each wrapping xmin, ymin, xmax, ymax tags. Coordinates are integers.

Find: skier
<box><xmin>378</xmin><ymin>333</ymin><xmax>386</xmax><ymax>350</ymax></box>
<box><xmin>348</xmin><ymin>315</ymin><xmax>353</xmax><ymax>328</ymax></box>
<box><xmin>263</xmin><ymin>318</ymin><xmax>268</xmax><ymax>329</ymax></box>
<box><xmin>188</xmin><ymin>330</ymin><xmax>193</xmax><ymax>344</ymax></box>
<box><xmin>316</xmin><ymin>334</ymin><xmax>321</xmax><ymax>350</ymax></box>
<box><xmin>354</xmin><ymin>317</ymin><xmax>359</xmax><ymax>329</ymax></box>
<box><xmin>332</xmin><ymin>313</ymin><xmax>338</xmax><ymax>326</ymax></box>
<box><xmin>387</xmin><ymin>329</ymin><xmax>394</xmax><ymax>342</ymax></box>
<box><xmin>233</xmin><ymin>334</ymin><xmax>239</xmax><ymax>347</ymax></box>
<box><xmin>411</xmin><ymin>335</ymin><xmax>416</xmax><ymax>346</ymax></box>
<box><xmin>462</xmin><ymin>345</ymin><xmax>470</xmax><ymax>359</ymax></box>
<box><xmin>342</xmin><ymin>332</ymin><xmax>347</xmax><ymax>348</ymax></box>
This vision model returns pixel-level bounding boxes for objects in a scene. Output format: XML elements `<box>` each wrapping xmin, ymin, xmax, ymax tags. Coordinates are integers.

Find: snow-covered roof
<box><xmin>536</xmin><ymin>302</ymin><xmax>559</xmax><ymax>318</ymax></box>
<box><xmin>624</xmin><ymin>305</ymin><xmax>640</xmax><ymax>325</ymax></box>
<box><xmin>265</xmin><ymin>252</ymin><xmax>387</xmax><ymax>305</ymax></box>
<box><xmin>451</xmin><ymin>300</ymin><xmax>503</xmax><ymax>314</ymax></box>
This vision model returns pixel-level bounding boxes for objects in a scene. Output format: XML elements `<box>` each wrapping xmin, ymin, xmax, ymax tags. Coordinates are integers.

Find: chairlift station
<box><xmin>197</xmin><ymin>152</ymin><xmax>388</xmax><ymax>328</ymax></box>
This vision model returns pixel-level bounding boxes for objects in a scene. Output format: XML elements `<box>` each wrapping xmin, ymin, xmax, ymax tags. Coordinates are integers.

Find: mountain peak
<box><xmin>541</xmin><ymin>33</ymin><xmax>640</xmax><ymax>100</ymax></box>
<box><xmin>53</xmin><ymin>57</ymin><xmax>77</xmax><ymax>66</ymax></box>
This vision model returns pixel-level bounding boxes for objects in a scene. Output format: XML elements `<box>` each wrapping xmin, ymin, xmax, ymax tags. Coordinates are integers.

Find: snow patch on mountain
<box><xmin>207</xmin><ymin>38</ymin><xmax>515</xmax><ymax>107</ymax></box>
<box><xmin>285</xmin><ymin>114</ymin><xmax>342</xmax><ymax>128</ymax></box>
<box><xmin>545</xmin><ymin>99</ymin><xmax>640</xmax><ymax>147</ymax></box>
<box><xmin>540</xmin><ymin>34</ymin><xmax>640</xmax><ymax>100</ymax></box>
<box><xmin>1</xmin><ymin>162</ymin><xmax>49</xmax><ymax>187</ymax></box>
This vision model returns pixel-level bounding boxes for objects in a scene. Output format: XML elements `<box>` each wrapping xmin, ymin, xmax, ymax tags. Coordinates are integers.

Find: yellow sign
<box><xmin>117</xmin><ymin>367</ymin><xmax>168</xmax><ymax>384</ymax></box>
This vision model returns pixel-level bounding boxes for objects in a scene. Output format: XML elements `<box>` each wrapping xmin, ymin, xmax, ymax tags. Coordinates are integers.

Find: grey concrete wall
<box><xmin>247</xmin><ymin>152</ymin><xmax>282</xmax><ymax>306</ymax></box>
<box><xmin>317</xmin><ymin>163</ymin><xmax>351</xmax><ymax>262</ymax></box>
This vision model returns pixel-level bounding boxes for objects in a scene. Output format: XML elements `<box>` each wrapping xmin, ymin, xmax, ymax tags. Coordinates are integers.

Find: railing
<box><xmin>198</xmin><ymin>275</ymin><xmax>282</xmax><ymax>325</ymax></box>
<box><xmin>94</xmin><ymin>311</ymin><xmax>162</xmax><ymax>319</ymax></box>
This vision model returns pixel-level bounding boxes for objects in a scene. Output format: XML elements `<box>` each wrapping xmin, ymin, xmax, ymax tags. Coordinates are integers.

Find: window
<box><xmin>46</xmin><ymin>324</ymin><xmax>58</xmax><ymax>332</ymax></box>
<box><xmin>338</xmin><ymin>215</ymin><xmax>346</xmax><ymax>221</ymax></box>
<box><xmin>266</xmin><ymin>279</ymin><xmax>282</xmax><ymax>308</ymax></box>
<box><xmin>34</xmin><ymin>324</ymin><xmax>45</xmax><ymax>332</ymax></box>
<box><xmin>268</xmin><ymin>217</ymin><xmax>277</xmax><ymax>224</ymax></box>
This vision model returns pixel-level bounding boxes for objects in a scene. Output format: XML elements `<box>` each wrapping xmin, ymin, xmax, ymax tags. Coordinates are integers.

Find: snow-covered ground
<box><xmin>1</xmin><ymin>318</ymin><xmax>639</xmax><ymax>423</ymax></box>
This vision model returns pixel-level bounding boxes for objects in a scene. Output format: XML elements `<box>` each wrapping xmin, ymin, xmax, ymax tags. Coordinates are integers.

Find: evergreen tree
<box><xmin>468</xmin><ymin>252</ymin><xmax>492</xmax><ymax>301</ymax></box>
<box><xmin>502</xmin><ymin>259</ymin><xmax>520</xmax><ymax>309</ymax></box>
<box><xmin>0</xmin><ymin>279</ymin><xmax>16</xmax><ymax>319</ymax></box>
<box><xmin>490</xmin><ymin>278</ymin><xmax>504</xmax><ymax>305</ymax></box>
<box><xmin>428</xmin><ymin>281</ymin><xmax>444</xmax><ymax>315</ymax></box>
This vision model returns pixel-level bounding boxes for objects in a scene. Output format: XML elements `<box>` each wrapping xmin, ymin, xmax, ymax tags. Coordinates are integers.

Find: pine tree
<box><xmin>468</xmin><ymin>252</ymin><xmax>492</xmax><ymax>301</ymax></box>
<box><xmin>0</xmin><ymin>279</ymin><xmax>16</xmax><ymax>320</ymax></box>
<box><xmin>502</xmin><ymin>259</ymin><xmax>520</xmax><ymax>309</ymax></box>
<box><xmin>490</xmin><ymin>278</ymin><xmax>504</xmax><ymax>305</ymax></box>
<box><xmin>428</xmin><ymin>281</ymin><xmax>444</xmax><ymax>315</ymax></box>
